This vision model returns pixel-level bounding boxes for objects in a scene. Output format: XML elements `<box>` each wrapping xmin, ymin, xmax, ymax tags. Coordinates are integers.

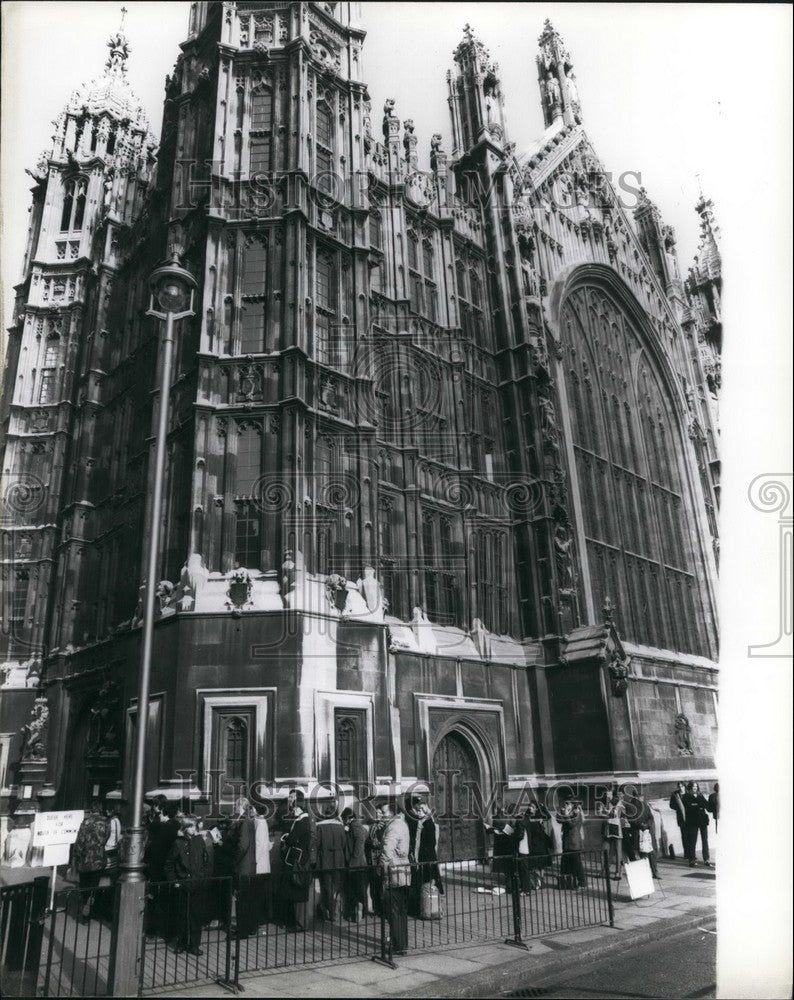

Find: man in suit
<box><xmin>669</xmin><ymin>782</ymin><xmax>688</xmax><ymax>861</ymax></box>
<box><xmin>228</xmin><ymin>798</ymin><xmax>257</xmax><ymax>937</ymax></box>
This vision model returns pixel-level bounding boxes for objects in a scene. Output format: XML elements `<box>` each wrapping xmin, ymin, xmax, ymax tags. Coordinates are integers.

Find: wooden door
<box><xmin>433</xmin><ymin>731</ymin><xmax>484</xmax><ymax>862</ymax></box>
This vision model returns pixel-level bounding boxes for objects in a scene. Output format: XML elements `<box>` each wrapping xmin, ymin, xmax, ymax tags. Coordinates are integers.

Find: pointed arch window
<box><xmin>369</xmin><ymin>211</ymin><xmax>382</xmax><ymax>249</ymax></box>
<box><xmin>334</xmin><ymin>709</ymin><xmax>365</xmax><ymax>783</ymax></box>
<box><xmin>234</xmin><ymin>422</ymin><xmax>263</xmax><ymax>569</ymax></box>
<box><xmin>210</xmin><ymin>707</ymin><xmax>255</xmax><ymax>796</ymax></box>
<box><xmin>423</xmin><ymin>514</ymin><xmax>438</xmax><ymax>620</ymax></box>
<box><xmin>43</xmin><ymin>337</ymin><xmax>60</xmax><ymax>368</ymax></box>
<box><xmin>60</xmin><ymin>186</ymin><xmax>73</xmax><ymax>232</ymax></box>
<box><xmin>315</xmin><ymin>99</ymin><xmax>334</xmax><ymax>194</ymax></box>
<box><xmin>61</xmin><ymin>178</ymin><xmax>88</xmax><ymax>232</ymax></box>
<box><xmin>223</xmin><ymin>717</ymin><xmax>248</xmax><ymax>782</ymax></box>
<box><xmin>315</xmin><ymin>246</ymin><xmax>342</xmax><ymax>366</ymax></box>
<box><xmin>422</xmin><ymin>238</ymin><xmax>434</xmax><ymax>278</ymax></box>
<box><xmin>559</xmin><ymin>282</ymin><xmax>712</xmax><ymax>656</ymax></box>
<box><xmin>407</xmin><ymin>231</ymin><xmax>419</xmax><ymax>271</ymax></box>
<box><xmin>240</xmin><ymin>236</ymin><xmax>267</xmax><ymax>353</ymax></box>
<box><xmin>249</xmin><ymin>86</ymin><xmax>273</xmax><ymax>176</ymax></box>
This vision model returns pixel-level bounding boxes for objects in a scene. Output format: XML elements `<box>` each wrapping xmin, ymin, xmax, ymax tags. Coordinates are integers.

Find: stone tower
<box><xmin>0</xmin><ymin>7</ymin><xmax>720</xmax><ymax>857</ymax></box>
<box><xmin>0</xmin><ymin>17</ymin><xmax>156</xmax><ymax>807</ymax></box>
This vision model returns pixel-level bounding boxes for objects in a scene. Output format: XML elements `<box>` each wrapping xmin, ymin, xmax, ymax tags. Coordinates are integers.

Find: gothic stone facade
<box><xmin>0</xmin><ymin>3</ymin><xmax>720</xmax><ymax>861</ymax></box>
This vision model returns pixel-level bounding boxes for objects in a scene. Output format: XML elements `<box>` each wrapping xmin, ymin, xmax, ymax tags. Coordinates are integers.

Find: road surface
<box><xmin>501</xmin><ymin>922</ymin><xmax>717</xmax><ymax>999</ymax></box>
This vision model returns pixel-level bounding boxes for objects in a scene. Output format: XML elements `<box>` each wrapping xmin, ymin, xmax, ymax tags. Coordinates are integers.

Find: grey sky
<box><xmin>0</xmin><ymin>1</ymin><xmax>776</xmax><ymax>334</ymax></box>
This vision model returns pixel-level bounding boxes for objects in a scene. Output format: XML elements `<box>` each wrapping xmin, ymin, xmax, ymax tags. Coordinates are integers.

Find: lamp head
<box><xmin>147</xmin><ymin>255</ymin><xmax>197</xmax><ymax>317</ymax></box>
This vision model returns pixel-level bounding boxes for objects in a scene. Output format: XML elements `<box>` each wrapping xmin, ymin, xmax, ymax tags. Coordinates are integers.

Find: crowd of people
<box><xmin>120</xmin><ymin>791</ymin><xmax>445</xmax><ymax>957</ymax></box>
<box><xmin>485</xmin><ymin>797</ymin><xmax>588</xmax><ymax>890</ymax></box>
<box><xmin>70</xmin><ymin>781</ymin><xmax>718</xmax><ymax>953</ymax></box>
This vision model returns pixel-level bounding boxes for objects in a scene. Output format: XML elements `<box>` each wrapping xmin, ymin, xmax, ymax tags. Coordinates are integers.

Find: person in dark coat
<box><xmin>316</xmin><ymin>803</ymin><xmax>347</xmax><ymax>921</ymax></box>
<box><xmin>341</xmin><ymin>807</ymin><xmax>368</xmax><ymax>921</ymax></box>
<box><xmin>144</xmin><ymin>800</ymin><xmax>180</xmax><ymax>935</ymax></box>
<box><xmin>669</xmin><ymin>782</ymin><xmax>687</xmax><ymax>860</ymax></box>
<box><xmin>484</xmin><ymin>807</ymin><xmax>518</xmax><ymax>890</ymax></box>
<box><xmin>72</xmin><ymin>801</ymin><xmax>110</xmax><ymax>920</ymax></box>
<box><xmin>278</xmin><ymin>792</ymin><xmax>313</xmax><ymax>931</ymax></box>
<box><xmin>683</xmin><ymin>781</ymin><xmax>712</xmax><ymax>868</ymax></box>
<box><xmin>365</xmin><ymin>811</ymin><xmax>386</xmax><ymax>917</ymax></box>
<box><xmin>629</xmin><ymin>791</ymin><xmax>660</xmax><ymax>879</ymax></box>
<box><xmin>707</xmin><ymin>782</ymin><xmax>720</xmax><ymax>833</ymax></box>
<box><xmin>558</xmin><ymin>799</ymin><xmax>587</xmax><ymax>889</ymax></box>
<box><xmin>516</xmin><ymin>801</ymin><xmax>552</xmax><ymax>891</ymax></box>
<box><xmin>164</xmin><ymin>816</ymin><xmax>215</xmax><ymax>955</ymax></box>
<box><xmin>228</xmin><ymin>798</ymin><xmax>258</xmax><ymax>937</ymax></box>
<box><xmin>406</xmin><ymin>798</ymin><xmax>444</xmax><ymax>917</ymax></box>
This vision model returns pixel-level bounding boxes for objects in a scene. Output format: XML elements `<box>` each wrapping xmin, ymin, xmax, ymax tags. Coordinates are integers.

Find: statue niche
<box><xmin>86</xmin><ymin>680</ymin><xmax>122</xmax><ymax>759</ymax></box>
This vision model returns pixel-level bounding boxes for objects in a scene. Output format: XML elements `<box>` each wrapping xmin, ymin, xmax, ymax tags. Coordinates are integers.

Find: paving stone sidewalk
<box><xmin>158</xmin><ymin>858</ymin><xmax>716</xmax><ymax>998</ymax></box>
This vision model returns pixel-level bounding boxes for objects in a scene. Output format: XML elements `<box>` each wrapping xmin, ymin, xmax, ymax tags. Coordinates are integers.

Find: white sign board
<box><xmin>42</xmin><ymin>842</ymin><xmax>72</xmax><ymax>867</ymax></box>
<box><xmin>32</xmin><ymin>810</ymin><xmax>84</xmax><ymax>848</ymax></box>
<box><xmin>624</xmin><ymin>858</ymin><xmax>655</xmax><ymax>900</ymax></box>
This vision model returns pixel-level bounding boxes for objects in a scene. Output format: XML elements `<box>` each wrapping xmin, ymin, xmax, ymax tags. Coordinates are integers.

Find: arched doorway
<box><xmin>432</xmin><ymin>730</ymin><xmax>484</xmax><ymax>862</ymax></box>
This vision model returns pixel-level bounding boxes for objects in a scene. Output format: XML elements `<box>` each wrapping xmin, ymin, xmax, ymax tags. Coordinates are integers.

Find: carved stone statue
<box><xmin>281</xmin><ymin>550</ymin><xmax>296</xmax><ymax>597</ymax></box>
<box><xmin>410</xmin><ymin>606</ymin><xmax>436</xmax><ymax>654</ymax></box>
<box><xmin>21</xmin><ymin>696</ymin><xmax>49</xmax><ymax>761</ymax></box>
<box><xmin>675</xmin><ymin>713</ymin><xmax>694</xmax><ymax>756</ymax></box>
<box><xmin>538</xmin><ymin>393</ymin><xmax>558</xmax><ymax>441</ymax></box>
<box><xmin>326</xmin><ymin>573</ymin><xmax>347</xmax><ymax>612</ymax></box>
<box><xmin>155</xmin><ymin>580</ymin><xmax>175</xmax><ymax>615</ymax></box>
<box><xmin>554</xmin><ymin>523</ymin><xmax>575</xmax><ymax>594</ymax></box>
<box><xmin>357</xmin><ymin>565</ymin><xmax>385</xmax><ymax>619</ymax></box>
<box><xmin>471</xmin><ymin>617</ymin><xmax>491</xmax><ymax>660</ymax></box>
<box><xmin>545</xmin><ymin>72</ymin><xmax>561</xmax><ymax>110</ymax></box>
<box><xmin>403</xmin><ymin>118</ymin><xmax>415</xmax><ymax>135</ymax></box>
<box><xmin>186</xmin><ymin>553</ymin><xmax>209</xmax><ymax>602</ymax></box>
<box><xmin>431</xmin><ymin>133</ymin><xmax>443</xmax><ymax>154</ymax></box>
<box><xmin>87</xmin><ymin>680</ymin><xmax>121</xmax><ymax>757</ymax></box>
<box><xmin>565</xmin><ymin>69</ymin><xmax>581</xmax><ymax>119</ymax></box>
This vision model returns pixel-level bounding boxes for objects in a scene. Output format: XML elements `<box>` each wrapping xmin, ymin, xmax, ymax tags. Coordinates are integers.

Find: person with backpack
<box><xmin>72</xmin><ymin>800</ymin><xmax>110</xmax><ymax>920</ymax></box>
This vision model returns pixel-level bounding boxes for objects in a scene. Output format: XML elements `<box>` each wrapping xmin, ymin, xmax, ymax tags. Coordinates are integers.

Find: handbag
<box><xmin>420</xmin><ymin>882</ymin><xmax>444</xmax><ymax>920</ymax></box>
<box><xmin>387</xmin><ymin>863</ymin><xmax>411</xmax><ymax>888</ymax></box>
<box><xmin>638</xmin><ymin>829</ymin><xmax>653</xmax><ymax>854</ymax></box>
<box><xmin>283</xmin><ymin>845</ymin><xmax>304</xmax><ymax>869</ymax></box>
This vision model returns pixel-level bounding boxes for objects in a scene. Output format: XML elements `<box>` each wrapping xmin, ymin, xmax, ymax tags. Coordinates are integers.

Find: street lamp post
<box><xmin>109</xmin><ymin>254</ymin><xmax>196</xmax><ymax>997</ymax></box>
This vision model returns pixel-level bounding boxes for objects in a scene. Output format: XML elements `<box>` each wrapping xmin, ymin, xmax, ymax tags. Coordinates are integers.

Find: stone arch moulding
<box><xmin>545</xmin><ymin>261</ymin><xmax>719</xmax><ymax>655</ymax></box>
<box><xmin>546</xmin><ymin>262</ymin><xmax>686</xmax><ymax>417</ymax></box>
<box><xmin>414</xmin><ymin>694</ymin><xmax>508</xmax><ymax>795</ymax></box>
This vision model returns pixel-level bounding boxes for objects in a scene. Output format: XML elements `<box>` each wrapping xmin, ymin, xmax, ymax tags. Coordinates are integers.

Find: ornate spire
<box><xmin>448</xmin><ymin>26</ymin><xmax>507</xmax><ymax>153</ymax></box>
<box><xmin>536</xmin><ymin>20</ymin><xmax>581</xmax><ymax>128</ymax></box>
<box><xmin>692</xmin><ymin>193</ymin><xmax>721</xmax><ymax>285</ymax></box>
<box><xmin>105</xmin><ymin>7</ymin><xmax>131</xmax><ymax>77</ymax></box>
<box><xmin>453</xmin><ymin>24</ymin><xmax>493</xmax><ymax>73</ymax></box>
